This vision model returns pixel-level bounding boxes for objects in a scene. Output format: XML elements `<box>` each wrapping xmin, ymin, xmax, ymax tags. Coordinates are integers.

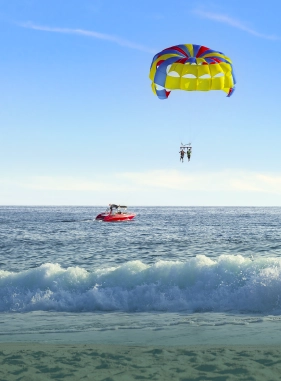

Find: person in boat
<box><xmin>179</xmin><ymin>149</ymin><xmax>185</xmax><ymax>162</ymax></box>
<box><xmin>186</xmin><ymin>148</ymin><xmax>191</xmax><ymax>162</ymax></box>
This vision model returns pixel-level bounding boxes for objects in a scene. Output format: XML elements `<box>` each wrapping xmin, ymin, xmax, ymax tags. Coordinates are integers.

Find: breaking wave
<box><xmin>1</xmin><ymin>255</ymin><xmax>281</xmax><ymax>313</ymax></box>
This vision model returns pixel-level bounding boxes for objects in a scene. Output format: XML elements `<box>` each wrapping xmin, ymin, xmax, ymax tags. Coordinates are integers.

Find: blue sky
<box><xmin>1</xmin><ymin>0</ymin><xmax>281</xmax><ymax>206</ymax></box>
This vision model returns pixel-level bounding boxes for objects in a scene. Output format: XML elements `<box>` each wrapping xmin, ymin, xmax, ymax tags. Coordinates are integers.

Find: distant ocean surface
<box><xmin>1</xmin><ymin>206</ymin><xmax>281</xmax><ymax>346</ymax></box>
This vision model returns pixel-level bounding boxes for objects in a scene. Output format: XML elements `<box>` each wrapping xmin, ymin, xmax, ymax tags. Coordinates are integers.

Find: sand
<box><xmin>1</xmin><ymin>343</ymin><xmax>281</xmax><ymax>381</ymax></box>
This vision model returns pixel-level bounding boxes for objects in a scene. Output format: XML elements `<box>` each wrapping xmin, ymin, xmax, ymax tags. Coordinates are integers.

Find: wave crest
<box><xmin>1</xmin><ymin>255</ymin><xmax>281</xmax><ymax>313</ymax></box>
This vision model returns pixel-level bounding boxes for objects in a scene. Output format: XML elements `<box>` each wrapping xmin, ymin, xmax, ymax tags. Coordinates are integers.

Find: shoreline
<box><xmin>1</xmin><ymin>343</ymin><xmax>281</xmax><ymax>380</ymax></box>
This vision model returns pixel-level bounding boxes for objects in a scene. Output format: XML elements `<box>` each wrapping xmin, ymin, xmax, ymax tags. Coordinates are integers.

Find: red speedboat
<box><xmin>95</xmin><ymin>204</ymin><xmax>136</xmax><ymax>222</ymax></box>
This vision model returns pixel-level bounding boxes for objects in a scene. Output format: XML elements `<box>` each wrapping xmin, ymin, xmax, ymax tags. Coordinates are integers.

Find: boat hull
<box><xmin>95</xmin><ymin>213</ymin><xmax>136</xmax><ymax>222</ymax></box>
<box><xmin>103</xmin><ymin>214</ymin><xmax>136</xmax><ymax>222</ymax></box>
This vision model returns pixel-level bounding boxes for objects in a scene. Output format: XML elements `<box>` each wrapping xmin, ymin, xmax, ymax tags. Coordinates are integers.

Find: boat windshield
<box><xmin>107</xmin><ymin>204</ymin><xmax>128</xmax><ymax>214</ymax></box>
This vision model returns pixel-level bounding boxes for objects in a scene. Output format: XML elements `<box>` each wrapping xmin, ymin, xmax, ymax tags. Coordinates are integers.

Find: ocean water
<box><xmin>1</xmin><ymin>206</ymin><xmax>281</xmax><ymax>346</ymax></box>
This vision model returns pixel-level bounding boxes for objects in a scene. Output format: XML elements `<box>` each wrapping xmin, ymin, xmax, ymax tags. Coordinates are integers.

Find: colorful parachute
<box><xmin>149</xmin><ymin>44</ymin><xmax>236</xmax><ymax>99</ymax></box>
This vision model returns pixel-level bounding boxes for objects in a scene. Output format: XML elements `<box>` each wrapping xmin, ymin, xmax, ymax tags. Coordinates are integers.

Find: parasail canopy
<box><xmin>149</xmin><ymin>44</ymin><xmax>236</xmax><ymax>99</ymax></box>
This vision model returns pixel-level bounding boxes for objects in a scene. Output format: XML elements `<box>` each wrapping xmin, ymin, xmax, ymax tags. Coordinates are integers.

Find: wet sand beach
<box><xmin>1</xmin><ymin>343</ymin><xmax>281</xmax><ymax>381</ymax></box>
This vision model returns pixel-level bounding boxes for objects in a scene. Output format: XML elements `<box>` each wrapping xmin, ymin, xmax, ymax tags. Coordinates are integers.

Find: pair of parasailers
<box><xmin>179</xmin><ymin>148</ymin><xmax>191</xmax><ymax>163</ymax></box>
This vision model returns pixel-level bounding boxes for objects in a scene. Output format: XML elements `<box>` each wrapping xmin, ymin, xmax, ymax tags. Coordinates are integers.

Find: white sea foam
<box><xmin>1</xmin><ymin>255</ymin><xmax>281</xmax><ymax>313</ymax></box>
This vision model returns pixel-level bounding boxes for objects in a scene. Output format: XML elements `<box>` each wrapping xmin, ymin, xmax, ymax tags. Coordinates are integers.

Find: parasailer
<box><xmin>179</xmin><ymin>149</ymin><xmax>185</xmax><ymax>163</ymax></box>
<box><xmin>149</xmin><ymin>43</ymin><xmax>236</xmax><ymax>100</ymax></box>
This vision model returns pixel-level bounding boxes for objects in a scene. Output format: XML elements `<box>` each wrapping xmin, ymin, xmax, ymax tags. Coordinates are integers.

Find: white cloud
<box><xmin>15</xmin><ymin>176</ymin><xmax>137</xmax><ymax>192</ymax></box>
<box><xmin>232</xmin><ymin>173</ymin><xmax>281</xmax><ymax>194</ymax></box>
<box><xmin>118</xmin><ymin>170</ymin><xmax>281</xmax><ymax>194</ymax></box>
<box><xmin>19</xmin><ymin>22</ymin><xmax>155</xmax><ymax>53</ymax></box>
<box><xmin>118</xmin><ymin>170</ymin><xmax>231</xmax><ymax>191</ymax></box>
<box><xmin>2</xmin><ymin>170</ymin><xmax>281</xmax><ymax>194</ymax></box>
<box><xmin>194</xmin><ymin>10</ymin><xmax>279</xmax><ymax>40</ymax></box>
<box><xmin>1</xmin><ymin>170</ymin><xmax>281</xmax><ymax>205</ymax></box>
